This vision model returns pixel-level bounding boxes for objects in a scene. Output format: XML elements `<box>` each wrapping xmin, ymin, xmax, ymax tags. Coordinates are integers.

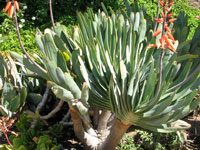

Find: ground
<box><xmin>188</xmin><ymin>0</ymin><xmax>200</xmax><ymax>9</ymax></box>
<box><xmin>184</xmin><ymin>113</ymin><xmax>200</xmax><ymax>149</ymax></box>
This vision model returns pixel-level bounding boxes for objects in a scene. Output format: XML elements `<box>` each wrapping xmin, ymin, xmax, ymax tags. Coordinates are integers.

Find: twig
<box><xmin>30</xmin><ymin>87</ymin><xmax>50</xmax><ymax>128</ymax></box>
<box><xmin>49</xmin><ymin>0</ymin><xmax>55</xmax><ymax>27</ymax></box>
<box><xmin>61</xmin><ymin>121</ymin><xmax>73</xmax><ymax>126</ymax></box>
<box><xmin>40</xmin><ymin>100</ymin><xmax>64</xmax><ymax>120</ymax></box>
<box><xmin>60</xmin><ymin>110</ymin><xmax>71</xmax><ymax>123</ymax></box>
<box><xmin>0</xmin><ymin>116</ymin><xmax>18</xmax><ymax>148</ymax></box>
<box><xmin>13</xmin><ymin>3</ymin><xmax>47</xmax><ymax>74</ymax></box>
<box><xmin>36</xmin><ymin>87</ymin><xmax>50</xmax><ymax>112</ymax></box>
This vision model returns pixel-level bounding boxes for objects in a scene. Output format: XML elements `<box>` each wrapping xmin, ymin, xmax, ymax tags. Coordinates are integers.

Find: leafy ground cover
<box><xmin>0</xmin><ymin>105</ymin><xmax>200</xmax><ymax>149</ymax></box>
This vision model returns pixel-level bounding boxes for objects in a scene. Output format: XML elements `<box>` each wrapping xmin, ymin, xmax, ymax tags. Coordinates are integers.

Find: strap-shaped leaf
<box><xmin>47</xmin><ymin>81</ymin><xmax>74</xmax><ymax>102</ymax></box>
<box><xmin>43</xmin><ymin>57</ymin><xmax>59</xmax><ymax>84</ymax></box>
<box><xmin>175</xmin><ymin>54</ymin><xmax>199</xmax><ymax>63</ymax></box>
<box><xmin>142</xmin><ymin>92</ymin><xmax>175</xmax><ymax>117</ymax></box>
<box><xmin>10</xmin><ymin>52</ymin><xmax>49</xmax><ymax>80</ymax></box>
<box><xmin>53</xmin><ymin>35</ymin><xmax>72</xmax><ymax>57</ymax></box>
<box><xmin>57</xmin><ymin>50</ymin><xmax>68</xmax><ymax>72</ymax></box>
<box><xmin>64</xmin><ymin>73</ymin><xmax>81</xmax><ymax>99</ymax></box>
<box><xmin>141</xmin><ymin>58</ymin><xmax>156</xmax><ymax>104</ymax></box>
<box><xmin>43</xmin><ymin>33</ymin><xmax>58</xmax><ymax>64</ymax></box>
<box><xmin>81</xmin><ymin>83</ymin><xmax>90</xmax><ymax>107</ymax></box>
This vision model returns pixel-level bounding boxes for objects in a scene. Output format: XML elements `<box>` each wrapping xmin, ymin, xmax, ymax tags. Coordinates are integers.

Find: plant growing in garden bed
<box><xmin>0</xmin><ymin>0</ymin><xmax>199</xmax><ymax>149</ymax></box>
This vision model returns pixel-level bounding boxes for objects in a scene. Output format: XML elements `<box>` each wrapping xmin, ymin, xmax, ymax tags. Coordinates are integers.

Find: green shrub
<box><xmin>0</xmin><ymin>29</ymin><xmax>40</xmax><ymax>55</ymax></box>
<box><xmin>133</xmin><ymin>0</ymin><xmax>200</xmax><ymax>39</ymax></box>
<box><xmin>6</xmin><ymin>113</ymin><xmax>63</xmax><ymax>150</ymax></box>
<box><xmin>118</xmin><ymin>130</ymin><xmax>185</xmax><ymax>150</ymax></box>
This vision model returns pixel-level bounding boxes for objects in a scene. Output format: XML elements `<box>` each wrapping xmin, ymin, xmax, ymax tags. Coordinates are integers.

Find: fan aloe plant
<box><xmin>0</xmin><ymin>53</ymin><xmax>27</xmax><ymax>117</ymax></box>
<box><xmin>10</xmin><ymin>1</ymin><xmax>200</xmax><ymax>150</ymax></box>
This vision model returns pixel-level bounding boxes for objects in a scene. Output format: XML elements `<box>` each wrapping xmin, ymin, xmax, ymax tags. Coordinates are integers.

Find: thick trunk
<box><xmin>97</xmin><ymin>110</ymin><xmax>111</xmax><ymax>132</ymax></box>
<box><xmin>98</xmin><ymin>118</ymin><xmax>131</xmax><ymax>150</ymax></box>
<box><xmin>70</xmin><ymin>110</ymin><xmax>100</xmax><ymax>149</ymax></box>
<box><xmin>71</xmin><ymin>110</ymin><xmax>130</xmax><ymax>150</ymax></box>
<box><xmin>93</xmin><ymin>106</ymin><xmax>99</xmax><ymax>128</ymax></box>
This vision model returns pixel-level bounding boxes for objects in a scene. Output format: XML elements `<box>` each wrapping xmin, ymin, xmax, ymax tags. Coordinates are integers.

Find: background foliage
<box><xmin>0</xmin><ymin>0</ymin><xmax>199</xmax><ymax>55</ymax></box>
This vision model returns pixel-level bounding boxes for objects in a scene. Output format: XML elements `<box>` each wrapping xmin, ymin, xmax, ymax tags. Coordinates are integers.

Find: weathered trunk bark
<box><xmin>97</xmin><ymin>110</ymin><xmax>111</xmax><ymax>132</ymax></box>
<box><xmin>71</xmin><ymin>110</ymin><xmax>130</xmax><ymax>150</ymax></box>
<box><xmin>98</xmin><ymin>118</ymin><xmax>131</xmax><ymax>150</ymax></box>
<box><xmin>70</xmin><ymin>110</ymin><xmax>100</xmax><ymax>149</ymax></box>
<box><xmin>93</xmin><ymin>106</ymin><xmax>99</xmax><ymax>128</ymax></box>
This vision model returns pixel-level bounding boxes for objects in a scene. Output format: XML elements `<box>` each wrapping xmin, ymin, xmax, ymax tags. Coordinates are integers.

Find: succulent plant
<box><xmin>10</xmin><ymin>1</ymin><xmax>200</xmax><ymax>149</ymax></box>
<box><xmin>0</xmin><ymin>53</ymin><xmax>27</xmax><ymax>117</ymax></box>
<box><xmin>69</xmin><ymin>2</ymin><xmax>200</xmax><ymax>132</ymax></box>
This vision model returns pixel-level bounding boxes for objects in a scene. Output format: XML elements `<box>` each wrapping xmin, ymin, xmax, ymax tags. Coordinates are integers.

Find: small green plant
<box><xmin>118</xmin><ymin>134</ymin><xmax>143</xmax><ymax>150</ymax></box>
<box><xmin>0</xmin><ymin>53</ymin><xmax>27</xmax><ymax>117</ymax></box>
<box><xmin>0</xmin><ymin>113</ymin><xmax>63</xmax><ymax>150</ymax></box>
<box><xmin>0</xmin><ymin>29</ymin><xmax>40</xmax><ymax>55</ymax></box>
<box><xmin>118</xmin><ymin>129</ymin><xmax>185</xmax><ymax>150</ymax></box>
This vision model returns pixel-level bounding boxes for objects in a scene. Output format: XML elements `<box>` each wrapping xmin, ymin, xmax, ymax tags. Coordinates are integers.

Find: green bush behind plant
<box><xmin>0</xmin><ymin>29</ymin><xmax>39</xmax><ymax>55</ymax></box>
<box><xmin>133</xmin><ymin>0</ymin><xmax>200</xmax><ymax>39</ymax></box>
<box><xmin>0</xmin><ymin>0</ymin><xmax>199</xmax><ymax>54</ymax></box>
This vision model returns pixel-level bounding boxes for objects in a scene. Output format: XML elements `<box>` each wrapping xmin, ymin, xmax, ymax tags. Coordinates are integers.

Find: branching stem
<box><xmin>3</xmin><ymin>131</ymin><xmax>13</xmax><ymax>148</ymax></box>
<box><xmin>40</xmin><ymin>100</ymin><xmax>64</xmax><ymax>120</ymax></box>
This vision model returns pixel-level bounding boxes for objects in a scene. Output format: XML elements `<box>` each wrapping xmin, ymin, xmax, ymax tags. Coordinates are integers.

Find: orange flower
<box><xmin>147</xmin><ymin>44</ymin><xmax>158</xmax><ymax>49</ymax></box>
<box><xmin>160</xmin><ymin>1</ymin><xmax>164</xmax><ymax>7</ymax></box>
<box><xmin>169</xmin><ymin>1</ymin><xmax>173</xmax><ymax>6</ymax></box>
<box><xmin>195</xmin><ymin>16</ymin><xmax>200</xmax><ymax>19</ymax></box>
<box><xmin>167</xmin><ymin>32</ymin><xmax>175</xmax><ymax>42</ymax></box>
<box><xmin>168</xmin><ymin>18</ymin><xmax>176</xmax><ymax>23</ymax></box>
<box><xmin>8</xmin><ymin>5</ymin><xmax>14</xmax><ymax>18</ymax></box>
<box><xmin>14</xmin><ymin>1</ymin><xmax>19</xmax><ymax>11</ymax></box>
<box><xmin>154</xmin><ymin>18</ymin><xmax>163</xmax><ymax>23</ymax></box>
<box><xmin>4</xmin><ymin>1</ymin><xmax>11</xmax><ymax>12</ymax></box>
<box><xmin>4</xmin><ymin>1</ymin><xmax>19</xmax><ymax>18</ymax></box>
<box><xmin>148</xmin><ymin>0</ymin><xmax>177</xmax><ymax>53</ymax></box>
<box><xmin>165</xmin><ymin>24</ymin><xmax>171</xmax><ymax>33</ymax></box>
<box><xmin>161</xmin><ymin>12</ymin><xmax>165</xmax><ymax>18</ymax></box>
<box><xmin>165</xmin><ymin>44</ymin><xmax>176</xmax><ymax>52</ymax></box>
<box><xmin>163</xmin><ymin>35</ymin><xmax>175</xmax><ymax>51</ymax></box>
<box><xmin>153</xmin><ymin>29</ymin><xmax>161</xmax><ymax>37</ymax></box>
<box><xmin>159</xmin><ymin>35</ymin><xmax>165</xmax><ymax>49</ymax></box>
<box><xmin>167</xmin><ymin>13</ymin><xmax>173</xmax><ymax>17</ymax></box>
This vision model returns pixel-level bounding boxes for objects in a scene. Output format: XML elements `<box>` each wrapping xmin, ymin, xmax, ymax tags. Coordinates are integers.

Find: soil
<box><xmin>184</xmin><ymin>113</ymin><xmax>200</xmax><ymax>150</ymax></box>
<box><xmin>187</xmin><ymin>0</ymin><xmax>200</xmax><ymax>9</ymax></box>
<box><xmin>1</xmin><ymin>111</ymin><xmax>200</xmax><ymax>150</ymax></box>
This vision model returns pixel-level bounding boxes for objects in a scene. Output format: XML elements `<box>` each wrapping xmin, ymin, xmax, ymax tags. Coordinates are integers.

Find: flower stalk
<box><xmin>11</xmin><ymin>0</ymin><xmax>47</xmax><ymax>74</ymax></box>
<box><xmin>147</xmin><ymin>0</ymin><xmax>177</xmax><ymax>108</ymax></box>
<box><xmin>49</xmin><ymin>0</ymin><xmax>55</xmax><ymax>27</ymax></box>
<box><xmin>148</xmin><ymin>0</ymin><xmax>177</xmax><ymax>53</ymax></box>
